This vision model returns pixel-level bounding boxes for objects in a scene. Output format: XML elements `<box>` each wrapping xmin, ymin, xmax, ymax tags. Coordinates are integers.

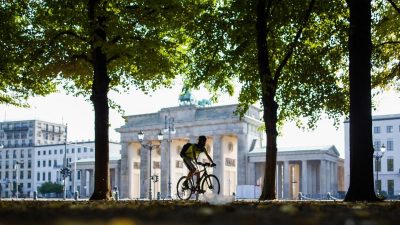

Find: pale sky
<box><xmin>0</xmin><ymin>84</ymin><xmax>398</xmax><ymax>158</ymax></box>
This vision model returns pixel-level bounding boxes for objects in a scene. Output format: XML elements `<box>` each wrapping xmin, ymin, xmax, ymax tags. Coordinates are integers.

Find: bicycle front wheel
<box><xmin>201</xmin><ymin>174</ymin><xmax>220</xmax><ymax>195</ymax></box>
<box><xmin>176</xmin><ymin>176</ymin><xmax>194</xmax><ymax>200</ymax></box>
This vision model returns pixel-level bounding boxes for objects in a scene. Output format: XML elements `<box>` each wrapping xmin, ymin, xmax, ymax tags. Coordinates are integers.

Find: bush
<box><xmin>38</xmin><ymin>182</ymin><xmax>63</xmax><ymax>194</ymax></box>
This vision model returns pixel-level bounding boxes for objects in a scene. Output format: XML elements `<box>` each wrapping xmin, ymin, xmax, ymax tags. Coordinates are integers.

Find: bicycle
<box><xmin>176</xmin><ymin>162</ymin><xmax>220</xmax><ymax>200</ymax></box>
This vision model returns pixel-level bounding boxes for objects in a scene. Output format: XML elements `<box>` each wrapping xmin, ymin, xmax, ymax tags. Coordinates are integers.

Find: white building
<box><xmin>0</xmin><ymin>120</ymin><xmax>66</xmax><ymax>197</ymax></box>
<box><xmin>345</xmin><ymin>114</ymin><xmax>400</xmax><ymax>197</ymax></box>
<box><xmin>34</xmin><ymin>141</ymin><xmax>120</xmax><ymax>197</ymax></box>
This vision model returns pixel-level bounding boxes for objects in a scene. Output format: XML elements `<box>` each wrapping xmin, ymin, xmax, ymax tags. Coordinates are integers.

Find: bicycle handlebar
<box><xmin>196</xmin><ymin>162</ymin><xmax>216</xmax><ymax>167</ymax></box>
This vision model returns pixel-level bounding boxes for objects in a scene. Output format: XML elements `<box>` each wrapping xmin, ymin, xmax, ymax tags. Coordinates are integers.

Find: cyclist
<box><xmin>180</xmin><ymin>135</ymin><xmax>215</xmax><ymax>189</ymax></box>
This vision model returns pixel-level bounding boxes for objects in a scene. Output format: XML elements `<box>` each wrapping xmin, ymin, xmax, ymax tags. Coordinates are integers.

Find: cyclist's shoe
<box><xmin>182</xmin><ymin>180</ymin><xmax>189</xmax><ymax>189</ymax></box>
<box><xmin>211</xmin><ymin>163</ymin><xmax>216</xmax><ymax>167</ymax></box>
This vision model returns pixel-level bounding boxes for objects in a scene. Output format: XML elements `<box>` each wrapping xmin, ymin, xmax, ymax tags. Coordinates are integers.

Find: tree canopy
<box><xmin>0</xmin><ymin>2</ymin><xmax>56</xmax><ymax>106</ymax></box>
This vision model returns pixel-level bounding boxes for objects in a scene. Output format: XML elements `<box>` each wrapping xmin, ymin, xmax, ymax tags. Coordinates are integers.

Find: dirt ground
<box><xmin>0</xmin><ymin>200</ymin><xmax>399</xmax><ymax>225</ymax></box>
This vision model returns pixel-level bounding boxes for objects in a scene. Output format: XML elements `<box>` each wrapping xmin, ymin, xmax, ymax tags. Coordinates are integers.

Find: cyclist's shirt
<box><xmin>183</xmin><ymin>144</ymin><xmax>205</xmax><ymax>160</ymax></box>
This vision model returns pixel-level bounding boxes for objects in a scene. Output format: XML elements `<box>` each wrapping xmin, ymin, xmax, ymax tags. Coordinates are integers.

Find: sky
<box><xmin>0</xmin><ymin>84</ymin><xmax>398</xmax><ymax>158</ymax></box>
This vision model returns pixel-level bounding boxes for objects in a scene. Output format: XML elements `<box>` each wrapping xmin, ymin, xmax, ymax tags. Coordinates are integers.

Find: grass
<box><xmin>0</xmin><ymin>200</ymin><xmax>399</xmax><ymax>225</ymax></box>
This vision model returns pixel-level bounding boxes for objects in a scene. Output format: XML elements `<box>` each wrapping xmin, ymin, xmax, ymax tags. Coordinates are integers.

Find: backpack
<box><xmin>180</xmin><ymin>143</ymin><xmax>192</xmax><ymax>158</ymax></box>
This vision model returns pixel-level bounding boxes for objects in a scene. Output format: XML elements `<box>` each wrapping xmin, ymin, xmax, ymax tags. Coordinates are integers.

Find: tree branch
<box><xmin>49</xmin><ymin>30</ymin><xmax>88</xmax><ymax>46</ymax></box>
<box><xmin>273</xmin><ymin>0</ymin><xmax>316</xmax><ymax>85</ymax></box>
<box><xmin>374</xmin><ymin>41</ymin><xmax>400</xmax><ymax>48</ymax></box>
<box><xmin>387</xmin><ymin>0</ymin><xmax>400</xmax><ymax>15</ymax></box>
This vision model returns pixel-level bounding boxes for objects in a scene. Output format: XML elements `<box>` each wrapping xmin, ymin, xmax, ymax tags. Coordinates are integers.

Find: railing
<box><xmin>298</xmin><ymin>192</ymin><xmax>342</xmax><ymax>201</ymax></box>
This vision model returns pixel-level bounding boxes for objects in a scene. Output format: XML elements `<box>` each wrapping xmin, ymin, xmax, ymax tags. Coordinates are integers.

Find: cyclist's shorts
<box><xmin>183</xmin><ymin>157</ymin><xmax>196</xmax><ymax>171</ymax></box>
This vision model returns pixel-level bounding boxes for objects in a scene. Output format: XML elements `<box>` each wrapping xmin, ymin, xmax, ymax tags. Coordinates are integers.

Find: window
<box><xmin>5</xmin><ymin>150</ymin><xmax>9</xmax><ymax>159</ymax></box>
<box><xmin>388</xmin><ymin>180</ymin><xmax>394</xmax><ymax>196</ymax></box>
<box><xmin>78</xmin><ymin>148</ymin><xmax>81</xmax><ymax>153</ymax></box>
<box><xmin>387</xmin><ymin>158</ymin><xmax>394</xmax><ymax>171</ymax></box>
<box><xmin>5</xmin><ymin>161</ymin><xmax>9</xmax><ymax>169</ymax></box>
<box><xmin>49</xmin><ymin>150</ymin><xmax>51</xmax><ymax>155</ymax></box>
<box><xmin>375</xmin><ymin>159</ymin><xmax>381</xmax><ymax>172</ymax></box>
<box><xmin>28</xmin><ymin>171</ymin><xmax>31</xmax><ymax>179</ymax></box>
<box><xmin>77</xmin><ymin>171</ymin><xmax>81</xmax><ymax>180</ymax></box>
<box><xmin>20</xmin><ymin>150</ymin><xmax>24</xmax><ymax>158</ymax></box>
<box><xmin>387</xmin><ymin>140</ymin><xmax>394</xmax><ymax>151</ymax></box>
<box><xmin>84</xmin><ymin>147</ymin><xmax>87</xmax><ymax>153</ymax></box>
<box><xmin>54</xmin><ymin>149</ymin><xmax>57</xmax><ymax>154</ymax></box>
<box><xmin>48</xmin><ymin>172</ymin><xmax>51</xmax><ymax>181</ymax></box>
<box><xmin>28</xmin><ymin>160</ymin><xmax>31</xmax><ymax>168</ymax></box>
<box><xmin>5</xmin><ymin>171</ymin><xmax>9</xmax><ymax>179</ymax></box>
<box><xmin>28</xmin><ymin>149</ymin><xmax>32</xmax><ymax>157</ymax></box>
<box><xmin>374</xmin><ymin>141</ymin><xmax>381</xmax><ymax>151</ymax></box>
<box><xmin>28</xmin><ymin>183</ymin><xmax>31</xmax><ymax>188</ymax></box>
<box><xmin>0</xmin><ymin>161</ymin><xmax>1</xmax><ymax>169</ymax></box>
<box><xmin>42</xmin><ymin>172</ymin><xmax>45</xmax><ymax>181</ymax></box>
<box><xmin>90</xmin><ymin>148</ymin><xmax>94</xmax><ymax>152</ymax></box>
<box><xmin>37</xmin><ymin>173</ymin><xmax>40</xmax><ymax>181</ymax></box>
<box><xmin>387</xmin><ymin>125</ymin><xmax>393</xmax><ymax>133</ymax></box>
<box><xmin>13</xmin><ymin>150</ymin><xmax>17</xmax><ymax>158</ymax></box>
<box><xmin>54</xmin><ymin>160</ymin><xmax>57</xmax><ymax>167</ymax></box>
<box><xmin>20</xmin><ymin>171</ymin><xmax>23</xmax><ymax>179</ymax></box>
<box><xmin>48</xmin><ymin>160</ymin><xmax>51</xmax><ymax>167</ymax></box>
<box><xmin>374</xmin><ymin>126</ymin><xmax>381</xmax><ymax>134</ymax></box>
<box><xmin>37</xmin><ymin>161</ymin><xmax>40</xmax><ymax>167</ymax></box>
<box><xmin>67</xmin><ymin>149</ymin><xmax>69</xmax><ymax>154</ymax></box>
<box><xmin>60</xmin><ymin>149</ymin><xmax>63</xmax><ymax>154</ymax></box>
<box><xmin>12</xmin><ymin>171</ymin><xmax>16</xmax><ymax>179</ymax></box>
<box><xmin>43</xmin><ymin>160</ymin><xmax>46</xmax><ymax>167</ymax></box>
<box><xmin>72</xmin><ymin>148</ymin><xmax>75</xmax><ymax>154</ymax></box>
<box><xmin>38</xmin><ymin>151</ymin><xmax>41</xmax><ymax>156</ymax></box>
<box><xmin>43</xmin><ymin>150</ymin><xmax>46</xmax><ymax>155</ymax></box>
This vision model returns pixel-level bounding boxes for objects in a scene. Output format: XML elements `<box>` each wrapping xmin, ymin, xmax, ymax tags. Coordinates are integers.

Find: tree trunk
<box><xmin>88</xmin><ymin>0</ymin><xmax>111</xmax><ymax>200</ymax></box>
<box><xmin>256</xmin><ymin>0</ymin><xmax>278</xmax><ymax>200</ymax></box>
<box><xmin>344</xmin><ymin>0</ymin><xmax>380</xmax><ymax>202</ymax></box>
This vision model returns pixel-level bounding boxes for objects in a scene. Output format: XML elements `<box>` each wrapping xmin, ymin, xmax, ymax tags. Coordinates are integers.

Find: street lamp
<box><xmin>13</xmin><ymin>160</ymin><xmax>23</xmax><ymax>199</ymax></box>
<box><xmin>138</xmin><ymin>130</ymin><xmax>163</xmax><ymax>200</ymax></box>
<box><xmin>374</xmin><ymin>144</ymin><xmax>386</xmax><ymax>194</ymax></box>
<box><xmin>164</xmin><ymin>115</ymin><xmax>176</xmax><ymax>199</ymax></box>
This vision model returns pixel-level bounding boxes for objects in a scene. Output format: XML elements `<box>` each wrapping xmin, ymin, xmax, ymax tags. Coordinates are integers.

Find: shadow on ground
<box><xmin>0</xmin><ymin>200</ymin><xmax>399</xmax><ymax>225</ymax></box>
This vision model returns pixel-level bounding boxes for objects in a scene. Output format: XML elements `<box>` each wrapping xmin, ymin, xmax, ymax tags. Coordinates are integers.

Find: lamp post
<box><xmin>138</xmin><ymin>130</ymin><xmax>163</xmax><ymax>200</ymax></box>
<box><xmin>13</xmin><ymin>160</ymin><xmax>23</xmax><ymax>199</ymax></box>
<box><xmin>373</xmin><ymin>144</ymin><xmax>386</xmax><ymax>194</ymax></box>
<box><xmin>164</xmin><ymin>115</ymin><xmax>175</xmax><ymax>199</ymax></box>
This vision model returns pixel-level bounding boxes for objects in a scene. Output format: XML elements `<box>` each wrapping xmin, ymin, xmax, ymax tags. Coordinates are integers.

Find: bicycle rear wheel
<box><xmin>201</xmin><ymin>174</ymin><xmax>220</xmax><ymax>194</ymax></box>
<box><xmin>176</xmin><ymin>176</ymin><xmax>194</xmax><ymax>200</ymax></box>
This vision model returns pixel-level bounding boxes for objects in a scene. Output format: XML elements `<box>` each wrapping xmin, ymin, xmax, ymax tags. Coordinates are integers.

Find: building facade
<box><xmin>0</xmin><ymin>120</ymin><xmax>66</xmax><ymax>197</ymax></box>
<box><xmin>345</xmin><ymin>114</ymin><xmax>400</xmax><ymax>197</ymax></box>
<box><xmin>0</xmin><ymin>119</ymin><xmax>121</xmax><ymax>198</ymax></box>
<box><xmin>117</xmin><ymin>104</ymin><xmax>344</xmax><ymax>199</ymax></box>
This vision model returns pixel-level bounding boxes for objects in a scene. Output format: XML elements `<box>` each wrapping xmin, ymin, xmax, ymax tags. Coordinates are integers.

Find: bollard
<box><xmin>298</xmin><ymin>192</ymin><xmax>303</xmax><ymax>200</ymax></box>
<box><xmin>115</xmin><ymin>191</ymin><xmax>119</xmax><ymax>201</ymax></box>
<box><xmin>74</xmin><ymin>191</ymin><xmax>79</xmax><ymax>201</ymax></box>
<box><xmin>327</xmin><ymin>192</ymin><xmax>331</xmax><ymax>200</ymax></box>
<box><xmin>33</xmin><ymin>191</ymin><xmax>37</xmax><ymax>200</ymax></box>
<box><xmin>157</xmin><ymin>192</ymin><xmax>161</xmax><ymax>200</ymax></box>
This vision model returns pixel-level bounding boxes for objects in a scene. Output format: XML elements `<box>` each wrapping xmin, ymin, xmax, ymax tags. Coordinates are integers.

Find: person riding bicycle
<box><xmin>180</xmin><ymin>135</ymin><xmax>215</xmax><ymax>189</ymax></box>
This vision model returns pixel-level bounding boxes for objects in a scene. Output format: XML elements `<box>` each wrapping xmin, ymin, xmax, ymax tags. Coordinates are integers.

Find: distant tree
<box><xmin>371</xmin><ymin>0</ymin><xmax>400</xmax><ymax>90</ymax></box>
<box><xmin>38</xmin><ymin>182</ymin><xmax>63</xmax><ymax>195</ymax></box>
<box><xmin>344</xmin><ymin>0</ymin><xmax>381</xmax><ymax>202</ymax></box>
<box><xmin>0</xmin><ymin>1</ymin><xmax>56</xmax><ymax>106</ymax></box>
<box><xmin>19</xmin><ymin>0</ymin><xmax>196</xmax><ymax>200</ymax></box>
<box><xmin>184</xmin><ymin>0</ymin><xmax>348</xmax><ymax>200</ymax></box>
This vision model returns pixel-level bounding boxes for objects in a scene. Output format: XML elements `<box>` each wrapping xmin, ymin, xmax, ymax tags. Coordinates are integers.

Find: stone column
<box><xmin>120</xmin><ymin>143</ymin><xmax>132</xmax><ymax>198</ymax></box>
<box><xmin>89</xmin><ymin>169</ymin><xmax>94</xmax><ymax>196</ymax></box>
<box><xmin>160</xmin><ymin>140</ymin><xmax>169</xmax><ymax>198</ymax></box>
<box><xmin>80</xmin><ymin>169</ymin><xmax>86</xmax><ymax>197</ymax></box>
<box><xmin>333</xmin><ymin>162</ymin><xmax>338</xmax><ymax>193</ymax></box>
<box><xmin>213</xmin><ymin>135</ymin><xmax>224</xmax><ymax>194</ymax></box>
<box><xmin>140</xmin><ymin>145</ymin><xmax>150</xmax><ymax>199</ymax></box>
<box><xmin>283</xmin><ymin>161</ymin><xmax>289</xmax><ymax>199</ymax></box>
<box><xmin>301</xmin><ymin>160</ymin><xmax>308</xmax><ymax>195</ymax></box>
<box><xmin>319</xmin><ymin>160</ymin><xmax>326</xmax><ymax>195</ymax></box>
<box><xmin>237</xmin><ymin>134</ymin><xmax>248</xmax><ymax>185</ymax></box>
